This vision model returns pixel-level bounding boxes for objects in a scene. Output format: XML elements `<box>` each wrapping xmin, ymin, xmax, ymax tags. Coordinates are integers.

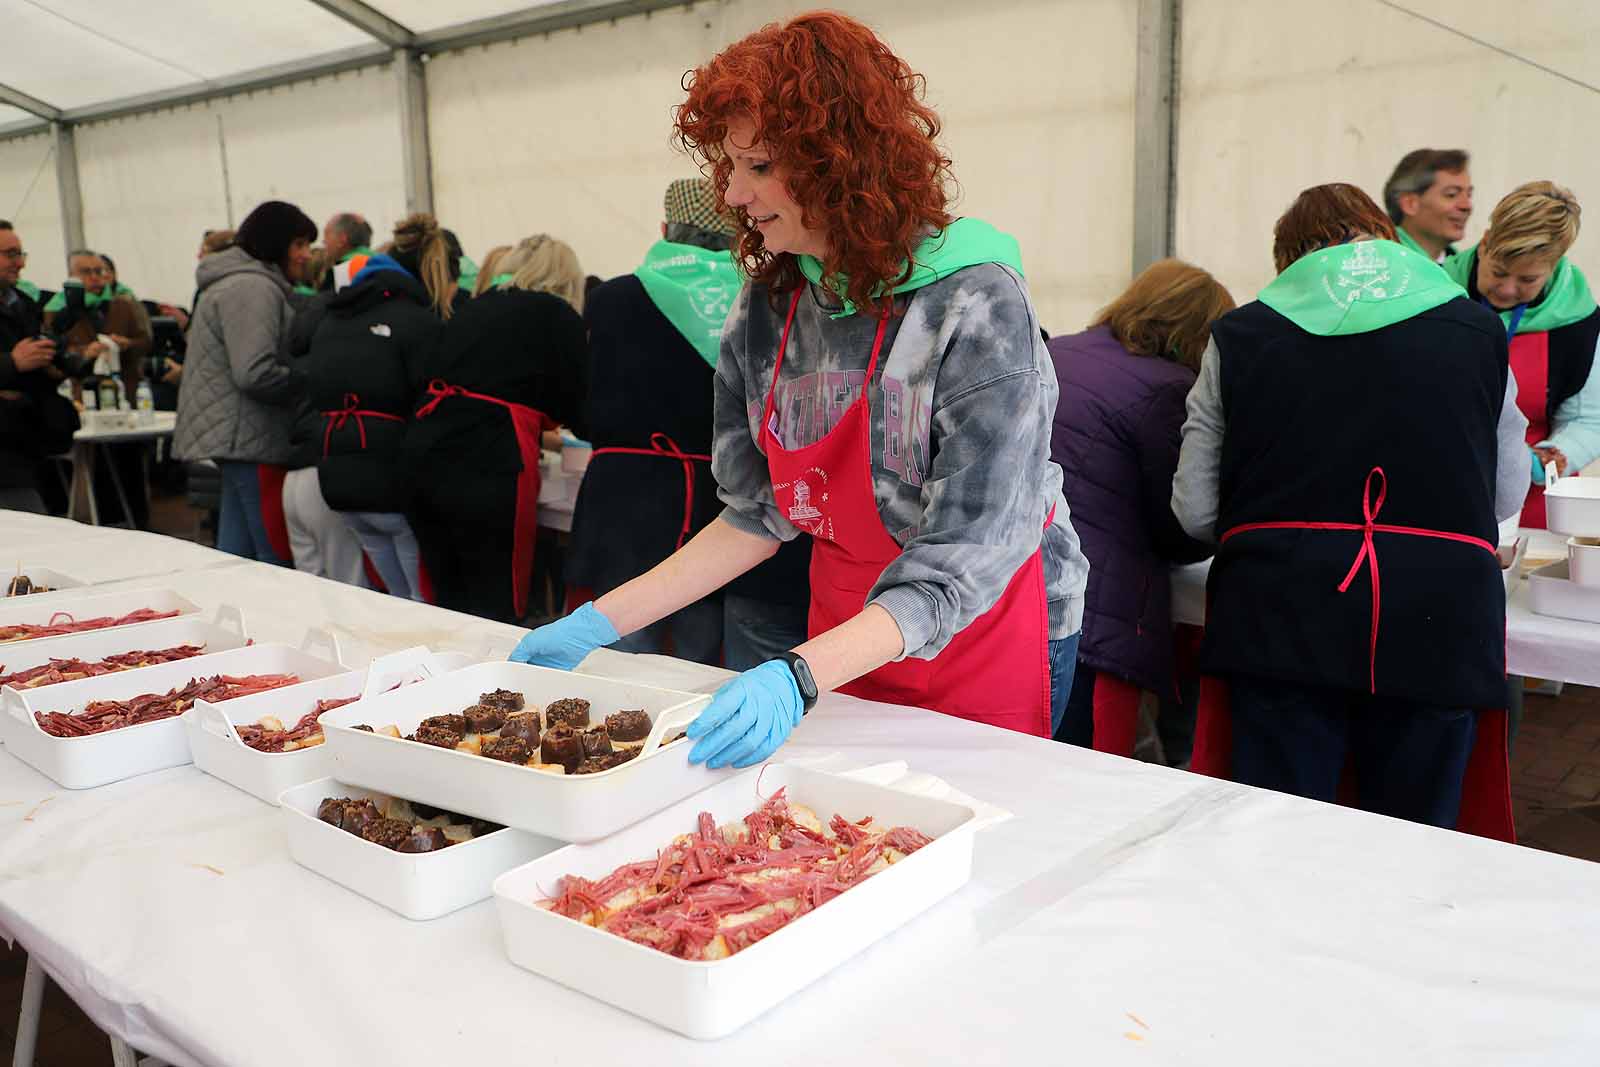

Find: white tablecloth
<box><xmin>0</xmin><ymin>531</ymin><xmax>1596</xmax><ymax>1063</ymax></box>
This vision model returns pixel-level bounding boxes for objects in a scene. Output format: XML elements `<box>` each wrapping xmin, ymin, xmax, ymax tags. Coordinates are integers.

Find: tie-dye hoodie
<box><xmin>712</xmin><ymin>264</ymin><xmax>1088</xmax><ymax>660</ymax></box>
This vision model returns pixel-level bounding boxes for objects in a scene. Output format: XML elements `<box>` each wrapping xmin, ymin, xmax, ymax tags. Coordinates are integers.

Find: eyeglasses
<box><xmin>0</xmin><ymin>249</ymin><xmax>24</xmax><ymax>261</ymax></box>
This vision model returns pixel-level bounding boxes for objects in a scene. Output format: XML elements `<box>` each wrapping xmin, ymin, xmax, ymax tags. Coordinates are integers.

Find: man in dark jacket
<box><xmin>0</xmin><ymin>221</ymin><xmax>77</xmax><ymax>513</ymax></box>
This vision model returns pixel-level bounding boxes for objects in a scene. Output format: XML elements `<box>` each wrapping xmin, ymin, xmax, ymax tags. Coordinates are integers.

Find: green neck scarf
<box><xmin>15</xmin><ymin>280</ymin><xmax>39</xmax><ymax>302</ymax></box>
<box><xmin>485</xmin><ymin>272</ymin><xmax>516</xmax><ymax>290</ymax></box>
<box><xmin>1260</xmin><ymin>239</ymin><xmax>1463</xmax><ymax>335</ymax></box>
<box><xmin>1441</xmin><ymin>245</ymin><xmax>1597</xmax><ymax>335</ymax></box>
<box><xmin>43</xmin><ymin>282</ymin><xmax>133</xmax><ymax>313</ymax></box>
<box><xmin>796</xmin><ymin>217</ymin><xmax>1024</xmax><ymax>318</ymax></box>
<box><xmin>633</xmin><ymin>240</ymin><xmax>742</xmax><ymax>367</ymax></box>
<box><xmin>337</xmin><ymin>246</ymin><xmax>374</xmax><ymax>265</ymax></box>
<box><xmin>457</xmin><ymin>253</ymin><xmax>480</xmax><ymax>293</ymax></box>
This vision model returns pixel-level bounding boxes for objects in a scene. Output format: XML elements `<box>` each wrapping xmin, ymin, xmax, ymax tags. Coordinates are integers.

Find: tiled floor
<box><xmin>4</xmin><ymin>492</ymin><xmax>1599</xmax><ymax>1063</ymax></box>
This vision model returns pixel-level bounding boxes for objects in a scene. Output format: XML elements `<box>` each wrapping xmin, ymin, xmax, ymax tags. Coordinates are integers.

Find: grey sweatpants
<box><xmin>281</xmin><ymin>467</ymin><xmax>369</xmax><ymax>588</ymax></box>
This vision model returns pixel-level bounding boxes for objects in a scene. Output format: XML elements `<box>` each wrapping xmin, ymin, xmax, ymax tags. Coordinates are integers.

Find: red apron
<box><xmin>320</xmin><ymin>392</ymin><xmax>405</xmax><ymax>457</ymax></box>
<box><xmin>1189</xmin><ymin>467</ymin><xmax>1515</xmax><ymax>841</ymax></box>
<box><xmin>415</xmin><ymin>379</ymin><xmax>551</xmax><ymax>618</ymax></box>
<box><xmin>590</xmin><ymin>434</ymin><xmax>713</xmax><ymax>552</ymax></box>
<box><xmin>760</xmin><ymin>291</ymin><xmax>1053</xmax><ymax>737</ymax></box>
<box><xmin>1509</xmin><ymin>332</ymin><xmax>1551</xmax><ymax>528</ymax></box>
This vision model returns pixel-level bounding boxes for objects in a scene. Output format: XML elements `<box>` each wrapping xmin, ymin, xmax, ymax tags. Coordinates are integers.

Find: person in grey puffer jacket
<box><xmin>175</xmin><ymin>200</ymin><xmax>316</xmax><ymax>562</ymax></box>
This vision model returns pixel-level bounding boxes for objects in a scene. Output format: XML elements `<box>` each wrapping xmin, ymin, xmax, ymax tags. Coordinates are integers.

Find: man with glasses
<box><xmin>0</xmin><ymin>220</ymin><xmax>76</xmax><ymax>513</ymax></box>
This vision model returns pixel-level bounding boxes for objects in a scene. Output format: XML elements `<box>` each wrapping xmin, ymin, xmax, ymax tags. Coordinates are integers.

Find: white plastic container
<box><xmin>186</xmin><ymin>646</ymin><xmax>476</xmax><ymax>805</ymax></box>
<box><xmin>280</xmin><ymin>777</ymin><xmax>563</xmax><ymax>920</ymax></box>
<box><xmin>2</xmin><ymin>567</ymin><xmax>90</xmax><ymax>600</ymax></box>
<box><xmin>319</xmin><ymin>661</ymin><xmax>718</xmax><ymax>842</ymax></box>
<box><xmin>492</xmin><ymin>763</ymin><xmax>981</xmax><ymax>1040</ymax></box>
<box><xmin>0</xmin><ymin>608</ymin><xmax>249</xmax><ymax>691</ymax></box>
<box><xmin>1567</xmin><ymin>537</ymin><xmax>1600</xmax><ymax>588</ymax></box>
<box><xmin>1527</xmin><ymin>559</ymin><xmax>1600</xmax><ymax>624</ymax></box>
<box><xmin>0</xmin><ymin>587</ymin><xmax>201</xmax><ymax>647</ymax></box>
<box><xmin>0</xmin><ymin>639</ymin><xmax>346</xmax><ymax>789</ymax></box>
<box><xmin>1545</xmin><ymin>476</ymin><xmax>1600</xmax><ymax>537</ymax></box>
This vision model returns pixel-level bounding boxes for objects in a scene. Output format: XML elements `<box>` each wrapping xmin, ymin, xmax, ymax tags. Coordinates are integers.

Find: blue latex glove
<box><xmin>508</xmin><ymin>602</ymin><xmax>619</xmax><ymax>670</ymax></box>
<box><xmin>1530</xmin><ymin>447</ymin><xmax>1546</xmax><ymax>486</ymax></box>
<box><xmin>686</xmin><ymin>660</ymin><xmax>804</xmax><ymax>769</ymax></box>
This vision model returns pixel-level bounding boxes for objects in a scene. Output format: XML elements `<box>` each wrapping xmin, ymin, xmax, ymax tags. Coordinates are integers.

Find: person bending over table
<box><xmin>511</xmin><ymin>11</ymin><xmax>1090</xmax><ymax>768</ymax></box>
<box><xmin>1172</xmin><ymin>183</ymin><xmax>1529</xmax><ymax>829</ymax></box>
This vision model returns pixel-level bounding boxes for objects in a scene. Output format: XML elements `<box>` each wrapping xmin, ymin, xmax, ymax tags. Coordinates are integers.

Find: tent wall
<box><xmin>69</xmin><ymin>63</ymin><xmax>405</xmax><ymax>307</ymax></box>
<box><xmin>1176</xmin><ymin>0</ymin><xmax>1600</xmax><ymax>300</ymax></box>
<box><xmin>427</xmin><ymin>0</ymin><xmax>1137</xmax><ymax>334</ymax></box>
<box><xmin>0</xmin><ymin>132</ymin><xmax>65</xmax><ymax>291</ymax></box>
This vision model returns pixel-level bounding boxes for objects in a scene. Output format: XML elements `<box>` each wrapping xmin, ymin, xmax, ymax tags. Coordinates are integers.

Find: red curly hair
<box><xmin>673</xmin><ymin>11</ymin><xmax>953</xmax><ymax>318</ymax></box>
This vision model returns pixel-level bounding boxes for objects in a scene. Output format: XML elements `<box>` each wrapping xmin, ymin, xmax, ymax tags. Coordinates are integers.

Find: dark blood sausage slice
<box><xmin>540</xmin><ymin>723</ymin><xmax>585</xmax><ymax>772</ymax></box>
<box><xmin>338</xmin><ymin>799</ymin><xmax>382</xmax><ymax>836</ymax></box>
<box><xmin>360</xmin><ymin>817</ymin><xmax>412</xmax><ymax>850</ymax></box>
<box><xmin>499</xmin><ymin>712</ymin><xmax>541</xmax><ymax>746</ymax></box>
<box><xmin>544</xmin><ymin>698</ymin><xmax>591</xmax><ymax>730</ymax></box>
<box><xmin>482</xmin><ymin>735</ymin><xmax>532</xmax><ymax>764</ymax></box>
<box><xmin>352</xmin><ymin>724</ymin><xmax>375</xmax><ymax>733</ymax></box>
<box><xmin>398</xmin><ymin>826</ymin><xmax>451</xmax><ymax>853</ymax></box>
<box><xmin>414</xmin><ymin>723</ymin><xmax>463</xmax><ymax>749</ymax></box>
<box><xmin>580</xmin><ymin>726</ymin><xmax>613</xmax><ymax>757</ymax></box>
<box><xmin>605</xmin><ymin>709</ymin><xmax>651</xmax><ymax>742</ymax></box>
<box><xmin>469</xmin><ymin>818</ymin><xmax>503</xmax><ymax>837</ymax></box>
<box><xmin>316</xmin><ymin>797</ymin><xmax>348</xmax><ymax>826</ymax></box>
<box><xmin>575</xmin><ymin>756</ymin><xmax>610</xmax><ymax>775</ymax></box>
<box><xmin>478</xmin><ymin>688</ymin><xmax>525</xmax><ymax>713</ymax></box>
<box><xmin>419</xmin><ymin>713</ymin><xmax>467</xmax><ymax>735</ymax></box>
<box><xmin>464</xmin><ymin>703</ymin><xmax>506</xmax><ymax>734</ymax></box>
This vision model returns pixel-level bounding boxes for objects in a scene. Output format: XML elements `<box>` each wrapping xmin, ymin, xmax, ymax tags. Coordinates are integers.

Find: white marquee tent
<box><xmin>2</xmin><ymin>0</ymin><xmax>1598</xmax><ymax>331</ymax></box>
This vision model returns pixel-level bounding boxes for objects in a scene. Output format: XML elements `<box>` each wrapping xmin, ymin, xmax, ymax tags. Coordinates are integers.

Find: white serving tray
<box><xmin>186</xmin><ymin>646</ymin><xmax>475</xmax><ymax>805</ymax></box>
<box><xmin>0</xmin><ymin>636</ymin><xmax>346</xmax><ymax>789</ymax></box>
<box><xmin>1527</xmin><ymin>559</ymin><xmax>1600</xmax><ymax>624</ymax></box>
<box><xmin>319</xmin><ymin>661</ymin><xmax>720</xmax><ymax>842</ymax></box>
<box><xmin>1545</xmin><ymin>475</ymin><xmax>1600</xmax><ymax>538</ymax></box>
<box><xmin>0</xmin><ymin>607</ymin><xmax>249</xmax><ymax>691</ymax></box>
<box><xmin>492</xmin><ymin>763</ymin><xmax>981</xmax><ymax>1040</ymax></box>
<box><xmin>281</xmin><ymin>777</ymin><xmax>563</xmax><ymax>920</ymax></box>
<box><xmin>2</xmin><ymin>566</ymin><xmax>90</xmax><ymax>600</ymax></box>
<box><xmin>0</xmin><ymin>587</ymin><xmax>201</xmax><ymax>647</ymax></box>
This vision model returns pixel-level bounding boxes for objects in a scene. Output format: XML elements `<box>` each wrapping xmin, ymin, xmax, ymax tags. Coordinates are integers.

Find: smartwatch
<box><xmin>776</xmin><ymin>651</ymin><xmax>819</xmax><ymax>713</ymax></box>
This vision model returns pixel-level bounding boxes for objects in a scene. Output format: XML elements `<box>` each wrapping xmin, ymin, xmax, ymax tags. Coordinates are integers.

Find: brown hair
<box><xmin>201</xmin><ymin>228</ymin><xmax>236</xmax><ymax>256</ymax></box>
<box><xmin>473</xmin><ymin>244</ymin><xmax>513</xmax><ymax>297</ymax></box>
<box><xmin>390</xmin><ymin>213</ymin><xmax>457</xmax><ymax>319</ymax></box>
<box><xmin>1480</xmin><ymin>180</ymin><xmax>1581</xmax><ymax>267</ymax></box>
<box><xmin>1382</xmin><ymin>148</ymin><xmax>1470</xmax><ymax>223</ymax></box>
<box><xmin>1092</xmin><ymin>259</ymin><xmax>1235</xmax><ymax>371</ymax></box>
<box><xmin>1272</xmin><ymin>183</ymin><xmax>1397</xmax><ymax>273</ymax></box>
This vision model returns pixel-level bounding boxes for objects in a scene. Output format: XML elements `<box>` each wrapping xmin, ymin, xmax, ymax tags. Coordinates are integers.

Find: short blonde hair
<box><xmin>473</xmin><ymin>244</ymin><xmax>513</xmax><ymax>297</ymax></box>
<box><xmin>493</xmin><ymin>234</ymin><xmax>585</xmax><ymax>313</ymax></box>
<box><xmin>1482</xmin><ymin>181</ymin><xmax>1581</xmax><ymax>266</ymax></box>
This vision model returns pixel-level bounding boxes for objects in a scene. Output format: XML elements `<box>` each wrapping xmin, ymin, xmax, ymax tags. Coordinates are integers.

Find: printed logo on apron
<box><xmin>776</xmin><ymin>468</ymin><xmax>831</xmax><ymax>538</ymax></box>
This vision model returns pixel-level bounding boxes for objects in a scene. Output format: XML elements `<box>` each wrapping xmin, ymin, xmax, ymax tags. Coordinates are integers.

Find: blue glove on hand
<box><xmin>1530</xmin><ymin>448</ymin><xmax>1547</xmax><ymax>485</ymax></box>
<box><xmin>508</xmin><ymin>602</ymin><xmax>619</xmax><ymax>670</ymax></box>
<box><xmin>686</xmin><ymin>660</ymin><xmax>804</xmax><ymax>769</ymax></box>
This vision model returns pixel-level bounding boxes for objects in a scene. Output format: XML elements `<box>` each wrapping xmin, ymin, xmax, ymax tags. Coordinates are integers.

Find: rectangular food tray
<box><xmin>0</xmin><ymin>608</ymin><xmax>250</xmax><ymax>692</ymax></box>
<box><xmin>1527</xmin><ymin>559</ymin><xmax>1600</xmax><ymax>624</ymax></box>
<box><xmin>318</xmin><ymin>661</ymin><xmax>721</xmax><ymax>842</ymax></box>
<box><xmin>186</xmin><ymin>647</ymin><xmax>475</xmax><ymax>805</ymax></box>
<box><xmin>0</xmin><ymin>639</ymin><xmax>346</xmax><ymax>789</ymax></box>
<box><xmin>491</xmin><ymin>763</ymin><xmax>980</xmax><ymax>1039</ymax></box>
<box><xmin>1545</xmin><ymin>476</ymin><xmax>1600</xmax><ymax>538</ymax></box>
<box><xmin>3</xmin><ymin>566</ymin><xmax>90</xmax><ymax>600</ymax></box>
<box><xmin>0</xmin><ymin>587</ymin><xmax>201</xmax><ymax>647</ymax></box>
<box><xmin>280</xmin><ymin>777</ymin><xmax>563</xmax><ymax>920</ymax></box>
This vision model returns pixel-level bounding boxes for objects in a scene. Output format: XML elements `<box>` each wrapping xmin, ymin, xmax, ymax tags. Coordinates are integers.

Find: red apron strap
<box><xmin>590</xmin><ymin>434</ymin><xmax>713</xmax><ymax>551</ymax></box>
<box><xmin>321</xmin><ymin>392</ymin><xmax>405</xmax><ymax>455</ymax></box>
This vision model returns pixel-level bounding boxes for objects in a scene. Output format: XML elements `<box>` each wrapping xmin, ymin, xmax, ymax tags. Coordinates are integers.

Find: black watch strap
<box><xmin>777</xmin><ymin>651</ymin><xmax>819</xmax><ymax>712</ymax></box>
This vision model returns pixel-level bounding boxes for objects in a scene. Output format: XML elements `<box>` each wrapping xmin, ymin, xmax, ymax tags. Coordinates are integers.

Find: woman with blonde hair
<box><xmin>406</xmin><ymin>233</ymin><xmax>588</xmax><ymax>622</ymax></box>
<box><xmin>1444</xmin><ymin>180</ymin><xmax>1600</xmax><ymax>527</ymax></box>
<box><xmin>471</xmin><ymin>244</ymin><xmax>512</xmax><ymax>297</ymax></box>
<box><xmin>1048</xmin><ymin>259</ymin><xmax>1233</xmax><ymax>753</ymax></box>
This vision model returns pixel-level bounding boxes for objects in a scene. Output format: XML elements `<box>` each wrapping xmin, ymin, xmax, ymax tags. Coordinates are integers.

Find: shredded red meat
<box><xmin>233</xmin><ymin>695</ymin><xmax>359</xmax><ymax>752</ymax></box>
<box><xmin>34</xmin><ymin>673</ymin><xmax>301</xmax><ymax>738</ymax></box>
<box><xmin>540</xmin><ymin>788</ymin><xmax>933</xmax><ymax>960</ymax></box>
<box><xmin>0</xmin><ymin>608</ymin><xmax>182</xmax><ymax>644</ymax></box>
<box><xmin>0</xmin><ymin>643</ymin><xmax>209</xmax><ymax>689</ymax></box>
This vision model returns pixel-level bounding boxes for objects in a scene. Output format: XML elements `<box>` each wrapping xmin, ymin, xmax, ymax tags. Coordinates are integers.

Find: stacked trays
<box><xmin>0</xmin><ymin>637</ymin><xmax>346</xmax><ymax>788</ymax></box>
<box><xmin>492</xmin><ymin>763</ymin><xmax>982</xmax><ymax>1039</ymax></box>
<box><xmin>1530</xmin><ymin>477</ymin><xmax>1600</xmax><ymax>621</ymax></box>
<box><xmin>0</xmin><ymin>609</ymin><xmax>251</xmax><ymax>690</ymax></box>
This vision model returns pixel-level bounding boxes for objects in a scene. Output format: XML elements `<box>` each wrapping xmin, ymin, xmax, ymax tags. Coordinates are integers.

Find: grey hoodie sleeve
<box><xmin>220</xmin><ymin>276</ymin><xmax>299</xmax><ymax>405</ymax></box>
<box><xmin>712</xmin><ymin>287</ymin><xmax>795</xmax><ymax>543</ymax></box>
<box><xmin>1497</xmin><ymin>371</ymin><xmax>1531</xmax><ymax>521</ymax></box>
<box><xmin>1172</xmin><ymin>338</ymin><xmax>1224</xmax><ymax>543</ymax></box>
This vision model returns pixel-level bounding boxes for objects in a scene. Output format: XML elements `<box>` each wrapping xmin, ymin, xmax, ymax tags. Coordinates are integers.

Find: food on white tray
<box><xmin>315</xmin><ymin>793</ymin><xmax>504</xmax><ymax>853</ymax></box>
<box><xmin>0</xmin><ymin>643</ymin><xmax>208</xmax><ymax>688</ymax></box>
<box><xmin>353</xmin><ymin>689</ymin><xmax>671</xmax><ymax>776</ymax></box>
<box><xmin>0</xmin><ymin>607</ymin><xmax>181</xmax><ymax>644</ymax></box>
<box><xmin>35</xmin><ymin>673</ymin><xmax>301</xmax><ymax>738</ymax></box>
<box><xmin>233</xmin><ymin>695</ymin><xmax>360</xmax><ymax>752</ymax></box>
<box><xmin>537</xmin><ymin>788</ymin><xmax>935</xmax><ymax>960</ymax></box>
<box><xmin>5</xmin><ymin>574</ymin><xmax>54</xmax><ymax>597</ymax></box>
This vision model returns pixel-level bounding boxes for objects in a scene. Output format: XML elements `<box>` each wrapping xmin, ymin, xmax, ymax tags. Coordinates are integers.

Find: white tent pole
<box><xmin>53</xmin><ymin>122</ymin><xmax>86</xmax><ymax>267</ymax></box>
<box><xmin>395</xmin><ymin>50</ymin><xmax>433</xmax><ymax>216</ymax></box>
<box><xmin>302</xmin><ymin>0</ymin><xmax>413</xmax><ymax>48</ymax></box>
<box><xmin>1132</xmin><ymin>0</ymin><xmax>1180</xmax><ymax>274</ymax></box>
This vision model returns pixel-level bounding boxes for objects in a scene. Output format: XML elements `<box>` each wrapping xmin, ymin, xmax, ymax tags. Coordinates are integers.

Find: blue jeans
<box><xmin>216</xmin><ymin>461</ymin><xmax>288</xmax><ymax>565</ymax></box>
<box><xmin>723</xmin><ymin>594</ymin><xmax>811</xmax><ymax>672</ymax></box>
<box><xmin>342</xmin><ymin>510</ymin><xmax>424</xmax><ymax>601</ymax></box>
<box><xmin>610</xmin><ymin>595</ymin><xmax>725</xmax><ymax>665</ymax></box>
<box><xmin>1047</xmin><ymin>633</ymin><xmax>1081</xmax><ymax>737</ymax></box>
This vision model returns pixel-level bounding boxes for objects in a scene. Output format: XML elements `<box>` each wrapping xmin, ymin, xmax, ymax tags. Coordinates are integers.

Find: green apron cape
<box><xmin>43</xmin><ymin>282</ymin><xmax>135</xmax><ymax>314</ymax></box>
<box><xmin>1442</xmin><ymin>245</ymin><xmax>1597</xmax><ymax>334</ymax></box>
<box><xmin>1259</xmin><ymin>239</ymin><xmax>1464</xmax><ymax>336</ymax></box>
<box><xmin>1394</xmin><ymin>226</ymin><xmax>1434</xmax><ymax>261</ymax></box>
<box><xmin>15</xmin><ymin>280</ymin><xmax>39</xmax><ymax>303</ymax></box>
<box><xmin>458</xmin><ymin>253</ymin><xmax>480</xmax><ymax>293</ymax></box>
<box><xmin>797</xmin><ymin>217</ymin><xmax>1025</xmax><ymax>318</ymax></box>
<box><xmin>633</xmin><ymin>240</ymin><xmax>742</xmax><ymax>368</ymax></box>
<box><xmin>485</xmin><ymin>272</ymin><xmax>515</xmax><ymax>290</ymax></box>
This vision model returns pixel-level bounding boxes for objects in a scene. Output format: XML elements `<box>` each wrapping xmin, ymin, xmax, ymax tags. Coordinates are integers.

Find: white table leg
<box><xmin>12</xmin><ymin>953</ymin><xmax>44</xmax><ymax>1067</ymax></box>
<box><xmin>109</xmin><ymin>1035</ymin><xmax>138</xmax><ymax>1067</ymax></box>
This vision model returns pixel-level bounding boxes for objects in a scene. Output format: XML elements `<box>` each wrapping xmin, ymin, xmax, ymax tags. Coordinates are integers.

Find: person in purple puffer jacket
<box><xmin>1049</xmin><ymin>259</ymin><xmax>1234</xmax><ymax>751</ymax></box>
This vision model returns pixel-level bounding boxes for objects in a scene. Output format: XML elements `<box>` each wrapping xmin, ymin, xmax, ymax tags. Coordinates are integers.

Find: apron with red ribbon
<box><xmin>590</xmin><ymin>434</ymin><xmax>712</xmax><ymax>552</ymax></box>
<box><xmin>320</xmin><ymin>392</ymin><xmax>405</xmax><ymax>457</ymax></box>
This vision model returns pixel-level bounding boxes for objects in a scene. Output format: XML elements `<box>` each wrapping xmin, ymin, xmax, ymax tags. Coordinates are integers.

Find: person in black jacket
<box><xmin>406</xmin><ymin>234</ymin><xmax>588</xmax><ymax>622</ymax></box>
<box><xmin>568</xmin><ymin>178</ymin><xmax>811</xmax><ymax>667</ymax></box>
<box><xmin>305</xmin><ymin>214</ymin><xmax>452</xmax><ymax>600</ymax></box>
<box><xmin>1</xmin><ymin>220</ymin><xmax>78</xmax><ymax>513</ymax></box>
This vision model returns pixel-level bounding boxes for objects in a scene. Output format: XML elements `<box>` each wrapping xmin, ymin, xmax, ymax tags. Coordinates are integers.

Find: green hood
<box><xmin>457</xmin><ymin>253</ymin><xmax>480</xmax><ymax>293</ymax></box>
<box><xmin>43</xmin><ymin>281</ymin><xmax>135</xmax><ymax>314</ymax></box>
<box><xmin>797</xmin><ymin>217</ymin><xmax>1024</xmax><ymax>318</ymax></box>
<box><xmin>634</xmin><ymin>240</ymin><xmax>742</xmax><ymax>368</ymax></box>
<box><xmin>15</xmin><ymin>280</ymin><xmax>39</xmax><ymax>302</ymax></box>
<box><xmin>1441</xmin><ymin>245</ymin><xmax>1597</xmax><ymax>335</ymax></box>
<box><xmin>1259</xmin><ymin>239</ymin><xmax>1463</xmax><ymax>336</ymax></box>
<box><xmin>337</xmin><ymin>246</ymin><xmax>374</xmax><ymax>264</ymax></box>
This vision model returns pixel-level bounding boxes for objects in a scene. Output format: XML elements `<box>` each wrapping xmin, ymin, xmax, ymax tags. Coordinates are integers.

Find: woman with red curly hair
<box><xmin>512</xmin><ymin>12</ymin><xmax>1090</xmax><ymax>767</ymax></box>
